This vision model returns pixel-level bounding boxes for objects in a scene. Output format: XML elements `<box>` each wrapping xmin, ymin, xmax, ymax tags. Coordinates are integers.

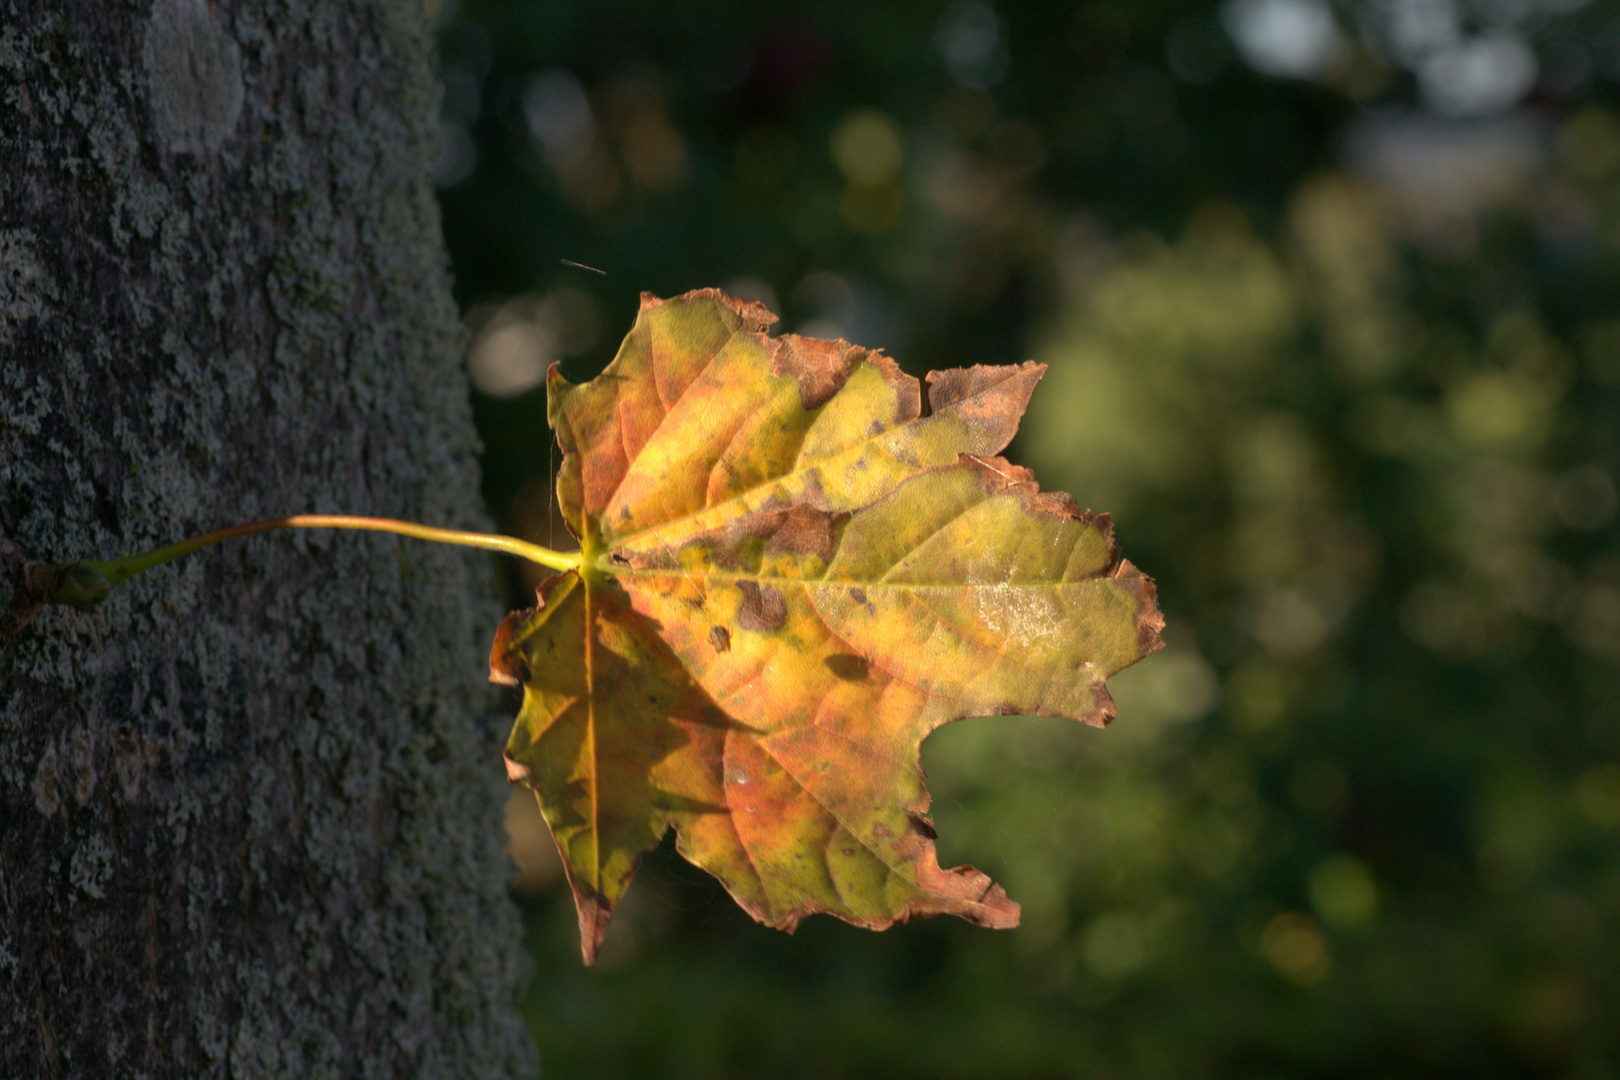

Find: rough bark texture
<box><xmin>0</xmin><ymin>2</ymin><xmax>536</xmax><ymax>1077</ymax></box>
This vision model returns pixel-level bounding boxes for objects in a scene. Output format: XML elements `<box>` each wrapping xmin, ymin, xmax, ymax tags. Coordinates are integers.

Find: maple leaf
<box><xmin>490</xmin><ymin>289</ymin><xmax>1163</xmax><ymax>963</ymax></box>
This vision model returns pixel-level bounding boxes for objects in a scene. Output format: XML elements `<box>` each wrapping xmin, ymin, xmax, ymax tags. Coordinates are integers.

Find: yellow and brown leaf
<box><xmin>491</xmin><ymin>289</ymin><xmax>1163</xmax><ymax>963</ymax></box>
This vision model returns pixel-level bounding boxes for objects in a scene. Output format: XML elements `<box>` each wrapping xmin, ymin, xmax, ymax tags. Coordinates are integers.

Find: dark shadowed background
<box><xmin>430</xmin><ymin>0</ymin><xmax>1620</xmax><ymax>1075</ymax></box>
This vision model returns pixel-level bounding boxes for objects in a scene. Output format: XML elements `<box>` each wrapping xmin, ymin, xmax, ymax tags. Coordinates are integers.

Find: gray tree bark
<box><xmin>1</xmin><ymin>2</ymin><xmax>536</xmax><ymax>1077</ymax></box>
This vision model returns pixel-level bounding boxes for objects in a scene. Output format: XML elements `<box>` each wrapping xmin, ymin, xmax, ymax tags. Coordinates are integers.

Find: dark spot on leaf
<box><xmin>766</xmin><ymin>505</ymin><xmax>837</xmax><ymax>563</ymax></box>
<box><xmin>628</xmin><ymin>546</ymin><xmax>680</xmax><ymax>571</ymax></box>
<box><xmin>909</xmin><ymin>813</ymin><xmax>937</xmax><ymax>840</ymax></box>
<box><xmin>824</xmin><ymin>654</ymin><xmax>869</xmax><ymax>681</ymax></box>
<box><xmin>708</xmin><ymin>626</ymin><xmax>731</xmax><ymax>653</ymax></box>
<box><xmin>698</xmin><ymin>510</ymin><xmax>789</xmax><ymax>570</ymax></box>
<box><xmin>848</xmin><ymin>587</ymin><xmax>866</xmax><ymax>605</ymax></box>
<box><xmin>737</xmin><ymin>581</ymin><xmax>788</xmax><ymax>632</ymax></box>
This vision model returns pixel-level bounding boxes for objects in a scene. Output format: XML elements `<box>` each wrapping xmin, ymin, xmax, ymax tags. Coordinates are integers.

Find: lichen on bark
<box><xmin>0</xmin><ymin>3</ymin><xmax>536</xmax><ymax>1076</ymax></box>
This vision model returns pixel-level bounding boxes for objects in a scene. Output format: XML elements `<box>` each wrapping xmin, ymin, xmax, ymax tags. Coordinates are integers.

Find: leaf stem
<box><xmin>78</xmin><ymin>515</ymin><xmax>580</xmax><ymax>590</ymax></box>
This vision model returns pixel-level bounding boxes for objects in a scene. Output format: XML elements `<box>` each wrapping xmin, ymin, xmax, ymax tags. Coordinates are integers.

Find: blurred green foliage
<box><xmin>435</xmin><ymin>0</ymin><xmax>1620</xmax><ymax>1075</ymax></box>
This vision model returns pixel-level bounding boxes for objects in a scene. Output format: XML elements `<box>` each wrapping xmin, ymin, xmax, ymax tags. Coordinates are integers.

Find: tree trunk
<box><xmin>0</xmin><ymin>2</ymin><xmax>536</xmax><ymax>1076</ymax></box>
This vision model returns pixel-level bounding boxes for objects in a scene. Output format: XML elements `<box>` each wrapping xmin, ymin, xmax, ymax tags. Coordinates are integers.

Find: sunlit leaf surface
<box><xmin>491</xmin><ymin>289</ymin><xmax>1162</xmax><ymax>963</ymax></box>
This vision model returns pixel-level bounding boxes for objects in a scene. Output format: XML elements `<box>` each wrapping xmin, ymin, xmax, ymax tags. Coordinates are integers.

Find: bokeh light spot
<box><xmin>830</xmin><ymin>110</ymin><xmax>905</xmax><ymax>185</ymax></box>
<box><xmin>1259</xmin><ymin>911</ymin><xmax>1332</xmax><ymax>984</ymax></box>
<box><xmin>1222</xmin><ymin>0</ymin><xmax>1342</xmax><ymax>80</ymax></box>
<box><xmin>1308</xmin><ymin>854</ymin><xmax>1380</xmax><ymax>930</ymax></box>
